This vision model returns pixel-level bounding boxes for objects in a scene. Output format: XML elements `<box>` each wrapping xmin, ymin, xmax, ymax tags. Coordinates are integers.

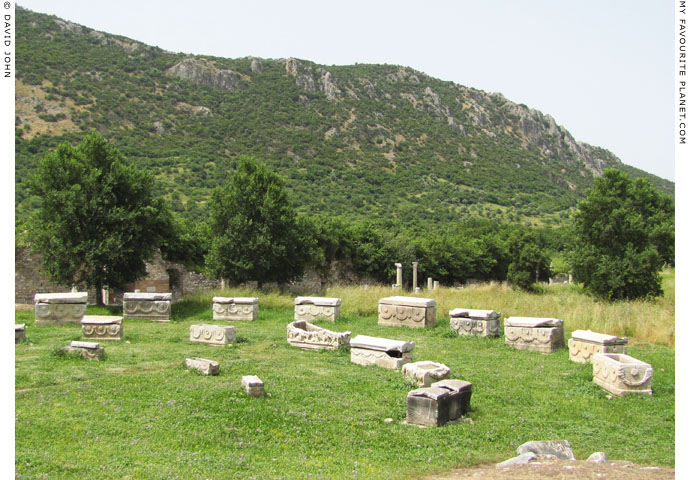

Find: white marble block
<box><xmin>592</xmin><ymin>353</ymin><xmax>653</xmax><ymax>396</ymax></box>
<box><xmin>402</xmin><ymin>361</ymin><xmax>451</xmax><ymax>387</ymax></box>
<box><xmin>212</xmin><ymin>297</ymin><xmax>259</xmax><ymax>321</ymax></box>
<box><xmin>294</xmin><ymin>297</ymin><xmax>341</xmax><ymax>322</ymax></box>
<box><xmin>350</xmin><ymin>335</ymin><xmax>414</xmax><ymax>369</ymax></box>
<box><xmin>568</xmin><ymin>330</ymin><xmax>628</xmax><ymax>364</ymax></box>
<box><xmin>190</xmin><ymin>324</ymin><xmax>236</xmax><ymax>346</ymax></box>
<box><xmin>61</xmin><ymin>340</ymin><xmax>104</xmax><ymax>360</ymax></box>
<box><xmin>34</xmin><ymin>292</ymin><xmax>88</xmax><ymax>325</ymax></box>
<box><xmin>241</xmin><ymin>375</ymin><xmax>265</xmax><ymax>397</ymax></box>
<box><xmin>81</xmin><ymin>316</ymin><xmax>123</xmax><ymax>341</ymax></box>
<box><xmin>449</xmin><ymin>308</ymin><xmax>500</xmax><ymax>337</ymax></box>
<box><xmin>123</xmin><ymin>292</ymin><xmax>172</xmax><ymax>322</ymax></box>
<box><xmin>378</xmin><ymin>296</ymin><xmax>436</xmax><ymax>328</ymax></box>
<box><xmin>286</xmin><ymin>320</ymin><xmax>351</xmax><ymax>350</ymax></box>
<box><xmin>185</xmin><ymin>357</ymin><xmax>220</xmax><ymax>376</ymax></box>
<box><xmin>15</xmin><ymin>324</ymin><xmax>26</xmax><ymax>344</ymax></box>
<box><xmin>504</xmin><ymin>317</ymin><xmax>564</xmax><ymax>353</ymax></box>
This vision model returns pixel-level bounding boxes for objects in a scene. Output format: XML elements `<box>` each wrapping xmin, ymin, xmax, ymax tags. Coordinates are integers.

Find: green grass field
<box><xmin>15</xmin><ymin>276</ymin><xmax>674</xmax><ymax>479</ymax></box>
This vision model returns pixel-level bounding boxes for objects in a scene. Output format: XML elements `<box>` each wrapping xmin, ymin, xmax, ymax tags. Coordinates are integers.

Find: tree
<box><xmin>506</xmin><ymin>229</ymin><xmax>551</xmax><ymax>291</ymax></box>
<box><xmin>206</xmin><ymin>156</ymin><xmax>311</xmax><ymax>287</ymax></box>
<box><xmin>568</xmin><ymin>169</ymin><xmax>674</xmax><ymax>300</ymax></box>
<box><xmin>28</xmin><ymin>131</ymin><xmax>169</xmax><ymax>304</ymax></box>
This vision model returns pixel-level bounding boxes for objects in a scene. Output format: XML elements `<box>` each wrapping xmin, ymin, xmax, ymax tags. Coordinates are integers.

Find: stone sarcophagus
<box><xmin>431</xmin><ymin>379</ymin><xmax>472</xmax><ymax>420</ymax></box>
<box><xmin>61</xmin><ymin>341</ymin><xmax>104</xmax><ymax>360</ymax></box>
<box><xmin>568</xmin><ymin>330</ymin><xmax>628</xmax><ymax>364</ymax></box>
<box><xmin>15</xmin><ymin>324</ymin><xmax>26</xmax><ymax>344</ymax></box>
<box><xmin>592</xmin><ymin>353</ymin><xmax>653</xmax><ymax>396</ymax></box>
<box><xmin>350</xmin><ymin>335</ymin><xmax>414</xmax><ymax>369</ymax></box>
<box><xmin>286</xmin><ymin>320</ymin><xmax>351</xmax><ymax>350</ymax></box>
<box><xmin>504</xmin><ymin>317</ymin><xmax>564</xmax><ymax>353</ymax></box>
<box><xmin>294</xmin><ymin>297</ymin><xmax>342</xmax><ymax>322</ymax></box>
<box><xmin>378</xmin><ymin>296</ymin><xmax>436</xmax><ymax>328</ymax></box>
<box><xmin>185</xmin><ymin>357</ymin><xmax>220</xmax><ymax>376</ymax></box>
<box><xmin>402</xmin><ymin>361</ymin><xmax>451</xmax><ymax>387</ymax></box>
<box><xmin>406</xmin><ymin>386</ymin><xmax>452</xmax><ymax>426</ymax></box>
<box><xmin>34</xmin><ymin>292</ymin><xmax>88</xmax><ymax>326</ymax></box>
<box><xmin>81</xmin><ymin>316</ymin><xmax>123</xmax><ymax>341</ymax></box>
<box><xmin>212</xmin><ymin>297</ymin><xmax>259</xmax><ymax>321</ymax></box>
<box><xmin>190</xmin><ymin>324</ymin><xmax>236</xmax><ymax>346</ymax></box>
<box><xmin>241</xmin><ymin>375</ymin><xmax>265</xmax><ymax>397</ymax></box>
<box><xmin>449</xmin><ymin>308</ymin><xmax>500</xmax><ymax>337</ymax></box>
<box><xmin>123</xmin><ymin>292</ymin><xmax>172</xmax><ymax>322</ymax></box>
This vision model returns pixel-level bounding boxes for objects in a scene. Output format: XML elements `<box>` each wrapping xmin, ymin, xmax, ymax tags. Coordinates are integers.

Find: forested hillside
<box><xmin>14</xmin><ymin>6</ymin><xmax>673</xmax><ymax>229</ymax></box>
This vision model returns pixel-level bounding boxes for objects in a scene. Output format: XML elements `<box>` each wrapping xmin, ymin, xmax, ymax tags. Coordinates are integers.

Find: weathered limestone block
<box><xmin>61</xmin><ymin>341</ymin><xmax>104</xmax><ymax>360</ymax></box>
<box><xmin>294</xmin><ymin>297</ymin><xmax>341</xmax><ymax>322</ymax></box>
<box><xmin>449</xmin><ymin>308</ymin><xmax>500</xmax><ymax>337</ymax></box>
<box><xmin>516</xmin><ymin>440</ymin><xmax>576</xmax><ymax>460</ymax></box>
<box><xmin>241</xmin><ymin>375</ymin><xmax>265</xmax><ymax>397</ymax></box>
<box><xmin>81</xmin><ymin>316</ymin><xmax>123</xmax><ymax>341</ymax></box>
<box><xmin>190</xmin><ymin>324</ymin><xmax>236</xmax><ymax>346</ymax></box>
<box><xmin>431</xmin><ymin>379</ymin><xmax>472</xmax><ymax>419</ymax></box>
<box><xmin>592</xmin><ymin>353</ymin><xmax>653</xmax><ymax>396</ymax></box>
<box><xmin>504</xmin><ymin>317</ymin><xmax>564</xmax><ymax>353</ymax></box>
<box><xmin>15</xmin><ymin>324</ymin><xmax>26</xmax><ymax>344</ymax></box>
<box><xmin>378</xmin><ymin>296</ymin><xmax>436</xmax><ymax>328</ymax></box>
<box><xmin>212</xmin><ymin>297</ymin><xmax>259</xmax><ymax>321</ymax></box>
<box><xmin>350</xmin><ymin>335</ymin><xmax>414</xmax><ymax>369</ymax></box>
<box><xmin>568</xmin><ymin>329</ymin><xmax>627</xmax><ymax>364</ymax></box>
<box><xmin>286</xmin><ymin>320</ymin><xmax>350</xmax><ymax>350</ymax></box>
<box><xmin>185</xmin><ymin>357</ymin><xmax>220</xmax><ymax>375</ymax></box>
<box><xmin>123</xmin><ymin>292</ymin><xmax>171</xmax><ymax>322</ymax></box>
<box><xmin>402</xmin><ymin>361</ymin><xmax>451</xmax><ymax>387</ymax></box>
<box><xmin>34</xmin><ymin>292</ymin><xmax>88</xmax><ymax>325</ymax></box>
<box><xmin>406</xmin><ymin>387</ymin><xmax>452</xmax><ymax>426</ymax></box>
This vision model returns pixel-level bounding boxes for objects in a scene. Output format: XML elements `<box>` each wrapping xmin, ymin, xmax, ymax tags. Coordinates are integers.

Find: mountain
<box><xmin>14</xmin><ymin>6</ymin><xmax>674</xmax><ymax>228</ymax></box>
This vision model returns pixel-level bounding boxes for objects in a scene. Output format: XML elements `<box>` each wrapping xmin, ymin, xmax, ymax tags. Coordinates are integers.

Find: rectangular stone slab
<box><xmin>185</xmin><ymin>357</ymin><xmax>220</xmax><ymax>376</ymax></box>
<box><xmin>592</xmin><ymin>353</ymin><xmax>653</xmax><ymax>396</ymax></box>
<box><xmin>449</xmin><ymin>308</ymin><xmax>499</xmax><ymax>320</ymax></box>
<box><xmin>241</xmin><ymin>375</ymin><xmax>265</xmax><ymax>397</ymax></box>
<box><xmin>406</xmin><ymin>387</ymin><xmax>452</xmax><ymax>426</ymax></box>
<box><xmin>34</xmin><ymin>292</ymin><xmax>88</xmax><ymax>304</ymax></box>
<box><xmin>568</xmin><ymin>330</ymin><xmax>628</xmax><ymax>364</ymax></box>
<box><xmin>189</xmin><ymin>324</ymin><xmax>236</xmax><ymax>346</ymax></box>
<box><xmin>286</xmin><ymin>320</ymin><xmax>351</xmax><ymax>350</ymax></box>
<box><xmin>294</xmin><ymin>297</ymin><xmax>341</xmax><ymax>322</ymax></box>
<box><xmin>402</xmin><ymin>361</ymin><xmax>451</xmax><ymax>387</ymax></box>
<box><xmin>378</xmin><ymin>296</ymin><xmax>436</xmax><ymax>328</ymax></box>
<box><xmin>212</xmin><ymin>297</ymin><xmax>259</xmax><ymax>321</ymax></box>
<box><xmin>123</xmin><ymin>292</ymin><xmax>172</xmax><ymax>301</ymax></box>
<box><xmin>504</xmin><ymin>317</ymin><xmax>563</xmax><ymax>328</ymax></box>
<box><xmin>81</xmin><ymin>315</ymin><xmax>124</xmax><ymax>341</ymax></box>
<box><xmin>350</xmin><ymin>335</ymin><xmax>415</xmax><ymax>353</ymax></box>
<box><xmin>431</xmin><ymin>379</ymin><xmax>472</xmax><ymax>419</ymax></box>
<box><xmin>123</xmin><ymin>293</ymin><xmax>171</xmax><ymax>322</ymax></box>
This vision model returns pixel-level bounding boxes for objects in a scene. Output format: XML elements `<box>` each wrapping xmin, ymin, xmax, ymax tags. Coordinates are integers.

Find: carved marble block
<box><xmin>504</xmin><ymin>317</ymin><xmax>564</xmax><ymax>353</ymax></box>
<box><xmin>350</xmin><ymin>335</ymin><xmax>414</xmax><ymax>369</ymax></box>
<box><xmin>568</xmin><ymin>330</ymin><xmax>628</xmax><ymax>364</ymax></box>
<box><xmin>212</xmin><ymin>297</ymin><xmax>259</xmax><ymax>321</ymax></box>
<box><xmin>294</xmin><ymin>297</ymin><xmax>341</xmax><ymax>322</ymax></box>
<box><xmin>123</xmin><ymin>292</ymin><xmax>172</xmax><ymax>322</ymax></box>
<box><xmin>81</xmin><ymin>316</ymin><xmax>123</xmax><ymax>341</ymax></box>
<box><xmin>378</xmin><ymin>296</ymin><xmax>436</xmax><ymax>328</ymax></box>
<box><xmin>190</xmin><ymin>324</ymin><xmax>236</xmax><ymax>346</ymax></box>
<box><xmin>431</xmin><ymin>379</ymin><xmax>472</xmax><ymax>420</ymax></box>
<box><xmin>406</xmin><ymin>387</ymin><xmax>452</xmax><ymax>426</ymax></box>
<box><xmin>61</xmin><ymin>341</ymin><xmax>104</xmax><ymax>360</ymax></box>
<box><xmin>402</xmin><ymin>361</ymin><xmax>451</xmax><ymax>387</ymax></box>
<box><xmin>592</xmin><ymin>353</ymin><xmax>653</xmax><ymax>396</ymax></box>
<box><xmin>286</xmin><ymin>320</ymin><xmax>351</xmax><ymax>350</ymax></box>
<box><xmin>449</xmin><ymin>308</ymin><xmax>500</xmax><ymax>337</ymax></box>
<box><xmin>15</xmin><ymin>324</ymin><xmax>26</xmax><ymax>344</ymax></box>
<box><xmin>241</xmin><ymin>375</ymin><xmax>265</xmax><ymax>397</ymax></box>
<box><xmin>186</xmin><ymin>357</ymin><xmax>220</xmax><ymax>375</ymax></box>
<box><xmin>34</xmin><ymin>292</ymin><xmax>88</xmax><ymax>325</ymax></box>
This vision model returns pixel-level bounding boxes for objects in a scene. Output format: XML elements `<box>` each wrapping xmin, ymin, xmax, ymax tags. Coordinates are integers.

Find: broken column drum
<box><xmin>242</xmin><ymin>375</ymin><xmax>265</xmax><ymax>397</ymax></box>
<box><xmin>190</xmin><ymin>324</ymin><xmax>236</xmax><ymax>346</ymax></box>
<box><xmin>406</xmin><ymin>387</ymin><xmax>452</xmax><ymax>426</ymax></box>
<box><xmin>123</xmin><ymin>292</ymin><xmax>172</xmax><ymax>321</ymax></box>
<box><xmin>294</xmin><ymin>297</ymin><xmax>341</xmax><ymax>322</ymax></box>
<box><xmin>286</xmin><ymin>320</ymin><xmax>351</xmax><ymax>350</ymax></box>
<box><xmin>402</xmin><ymin>361</ymin><xmax>451</xmax><ymax>387</ymax></box>
<box><xmin>568</xmin><ymin>329</ymin><xmax>628</xmax><ymax>364</ymax></box>
<box><xmin>504</xmin><ymin>317</ymin><xmax>564</xmax><ymax>353</ymax></box>
<box><xmin>449</xmin><ymin>309</ymin><xmax>500</xmax><ymax>337</ymax></box>
<box><xmin>431</xmin><ymin>379</ymin><xmax>472</xmax><ymax>420</ymax></box>
<box><xmin>592</xmin><ymin>353</ymin><xmax>653</xmax><ymax>396</ymax></box>
<box><xmin>378</xmin><ymin>296</ymin><xmax>436</xmax><ymax>328</ymax></box>
<box><xmin>212</xmin><ymin>297</ymin><xmax>259</xmax><ymax>321</ymax></box>
<box><xmin>60</xmin><ymin>341</ymin><xmax>105</xmax><ymax>360</ymax></box>
<box><xmin>34</xmin><ymin>292</ymin><xmax>88</xmax><ymax>325</ymax></box>
<box><xmin>81</xmin><ymin>316</ymin><xmax>124</xmax><ymax>341</ymax></box>
<box><xmin>350</xmin><ymin>334</ymin><xmax>414</xmax><ymax>369</ymax></box>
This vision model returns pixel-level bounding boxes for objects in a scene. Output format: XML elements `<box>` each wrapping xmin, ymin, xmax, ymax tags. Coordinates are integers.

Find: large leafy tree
<box><xmin>206</xmin><ymin>156</ymin><xmax>311</xmax><ymax>287</ymax></box>
<box><xmin>568</xmin><ymin>169</ymin><xmax>674</xmax><ymax>300</ymax></box>
<box><xmin>28</xmin><ymin>131</ymin><xmax>170</xmax><ymax>304</ymax></box>
<box><xmin>506</xmin><ymin>229</ymin><xmax>551</xmax><ymax>291</ymax></box>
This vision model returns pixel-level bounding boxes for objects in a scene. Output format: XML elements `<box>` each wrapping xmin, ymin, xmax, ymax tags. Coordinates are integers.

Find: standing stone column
<box><xmin>433</xmin><ymin>281</ymin><xmax>440</xmax><ymax>290</ymax></box>
<box><xmin>395</xmin><ymin>263</ymin><xmax>403</xmax><ymax>288</ymax></box>
<box><xmin>427</xmin><ymin>277</ymin><xmax>433</xmax><ymax>290</ymax></box>
<box><xmin>412</xmin><ymin>262</ymin><xmax>418</xmax><ymax>291</ymax></box>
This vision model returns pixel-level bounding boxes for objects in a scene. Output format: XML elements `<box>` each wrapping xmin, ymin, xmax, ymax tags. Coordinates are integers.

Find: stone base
<box><xmin>350</xmin><ymin>348</ymin><xmax>412</xmax><ymax>369</ymax></box>
<box><xmin>15</xmin><ymin>324</ymin><xmax>26</xmax><ymax>344</ymax></box>
<box><xmin>185</xmin><ymin>357</ymin><xmax>220</xmax><ymax>376</ymax></box>
<box><xmin>402</xmin><ymin>361</ymin><xmax>451</xmax><ymax>387</ymax></box>
<box><xmin>592</xmin><ymin>353</ymin><xmax>653</xmax><ymax>396</ymax></box>
<box><xmin>431</xmin><ymin>380</ymin><xmax>472</xmax><ymax>420</ymax></box>
<box><xmin>190</xmin><ymin>324</ymin><xmax>236</xmax><ymax>346</ymax></box>
<box><xmin>406</xmin><ymin>387</ymin><xmax>452</xmax><ymax>426</ymax></box>
<box><xmin>241</xmin><ymin>375</ymin><xmax>265</xmax><ymax>397</ymax></box>
<box><xmin>61</xmin><ymin>341</ymin><xmax>104</xmax><ymax>360</ymax></box>
<box><xmin>450</xmin><ymin>318</ymin><xmax>500</xmax><ymax>337</ymax></box>
<box><xmin>81</xmin><ymin>316</ymin><xmax>123</xmax><ymax>341</ymax></box>
<box><xmin>34</xmin><ymin>303</ymin><xmax>87</xmax><ymax>325</ymax></box>
<box><xmin>504</xmin><ymin>326</ymin><xmax>564</xmax><ymax>353</ymax></box>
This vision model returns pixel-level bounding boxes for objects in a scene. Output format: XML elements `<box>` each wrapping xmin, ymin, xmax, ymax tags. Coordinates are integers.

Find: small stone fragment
<box><xmin>242</xmin><ymin>375</ymin><xmax>265</xmax><ymax>397</ymax></box>
<box><xmin>185</xmin><ymin>357</ymin><xmax>220</xmax><ymax>376</ymax></box>
<box><xmin>587</xmin><ymin>452</ymin><xmax>608</xmax><ymax>463</ymax></box>
<box><xmin>516</xmin><ymin>440</ymin><xmax>575</xmax><ymax>460</ymax></box>
<box><xmin>496</xmin><ymin>452</ymin><xmax>537</xmax><ymax>468</ymax></box>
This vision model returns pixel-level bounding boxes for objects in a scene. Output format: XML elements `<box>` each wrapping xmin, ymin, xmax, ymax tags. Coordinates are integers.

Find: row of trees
<box><xmin>26</xmin><ymin>132</ymin><xmax>674</xmax><ymax>304</ymax></box>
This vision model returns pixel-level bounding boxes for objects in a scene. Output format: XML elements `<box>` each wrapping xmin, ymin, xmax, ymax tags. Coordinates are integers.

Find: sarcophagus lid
<box><xmin>379</xmin><ymin>296</ymin><xmax>436</xmax><ymax>308</ymax></box>
<box><xmin>350</xmin><ymin>334</ymin><xmax>414</xmax><ymax>353</ymax></box>
<box><xmin>449</xmin><ymin>308</ymin><xmax>499</xmax><ymax>319</ymax></box>
<box><xmin>81</xmin><ymin>315</ymin><xmax>122</xmax><ymax>325</ymax></box>
<box><xmin>70</xmin><ymin>340</ymin><xmax>101</xmax><ymax>349</ymax></box>
<box><xmin>504</xmin><ymin>317</ymin><xmax>563</xmax><ymax>328</ymax></box>
<box><xmin>213</xmin><ymin>297</ymin><xmax>258</xmax><ymax>305</ymax></box>
<box><xmin>123</xmin><ymin>292</ymin><xmax>172</xmax><ymax>301</ymax></box>
<box><xmin>571</xmin><ymin>329</ymin><xmax>627</xmax><ymax>345</ymax></box>
<box><xmin>294</xmin><ymin>296</ymin><xmax>341</xmax><ymax>306</ymax></box>
<box><xmin>34</xmin><ymin>292</ymin><xmax>88</xmax><ymax>304</ymax></box>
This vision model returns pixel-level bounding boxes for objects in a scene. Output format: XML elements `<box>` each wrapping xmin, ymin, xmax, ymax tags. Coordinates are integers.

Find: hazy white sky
<box><xmin>16</xmin><ymin>0</ymin><xmax>675</xmax><ymax>181</ymax></box>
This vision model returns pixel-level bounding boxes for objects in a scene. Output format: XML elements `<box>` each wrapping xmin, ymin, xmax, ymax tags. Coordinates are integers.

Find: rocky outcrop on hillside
<box><xmin>285</xmin><ymin>58</ymin><xmax>342</xmax><ymax>101</ymax></box>
<box><xmin>166</xmin><ymin>58</ymin><xmax>247</xmax><ymax>90</ymax></box>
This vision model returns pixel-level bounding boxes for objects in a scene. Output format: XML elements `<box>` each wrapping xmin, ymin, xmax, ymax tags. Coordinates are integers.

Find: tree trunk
<box><xmin>95</xmin><ymin>281</ymin><xmax>104</xmax><ymax>306</ymax></box>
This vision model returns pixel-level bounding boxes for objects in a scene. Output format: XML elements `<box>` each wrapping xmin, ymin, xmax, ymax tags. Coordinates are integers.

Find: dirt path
<box><xmin>422</xmin><ymin>459</ymin><xmax>674</xmax><ymax>480</ymax></box>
